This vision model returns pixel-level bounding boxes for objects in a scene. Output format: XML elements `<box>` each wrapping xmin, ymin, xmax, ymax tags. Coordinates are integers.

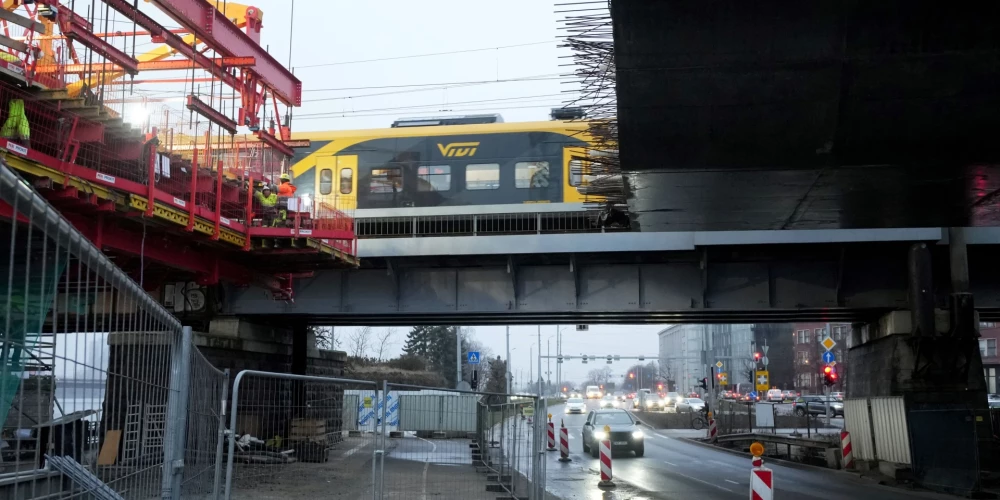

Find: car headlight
<box><xmin>564</xmin><ymin>408</ymin><xmax>570</xmax><ymax>413</ymax></box>
<box><xmin>594</xmin><ymin>431</ymin><xmax>607</xmax><ymax>440</ymax></box>
<box><xmin>632</xmin><ymin>430</ymin><xmax>644</xmax><ymax>439</ymax></box>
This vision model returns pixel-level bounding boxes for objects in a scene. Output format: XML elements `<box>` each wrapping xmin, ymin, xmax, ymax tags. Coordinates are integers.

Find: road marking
<box><xmin>416</xmin><ymin>437</ymin><xmax>437</xmax><ymax>500</ymax></box>
<box><xmin>341</xmin><ymin>441</ymin><xmax>368</xmax><ymax>458</ymax></box>
<box><xmin>664</xmin><ymin>461</ymin><xmax>678</xmax><ymax>466</ymax></box>
<box><xmin>709</xmin><ymin>459</ymin><xmax>737</xmax><ymax>469</ymax></box>
<box><xmin>673</xmin><ymin>472</ymin><xmax>734</xmax><ymax>493</ymax></box>
<box><xmin>725</xmin><ymin>479</ymin><xmax>739</xmax><ymax>485</ymax></box>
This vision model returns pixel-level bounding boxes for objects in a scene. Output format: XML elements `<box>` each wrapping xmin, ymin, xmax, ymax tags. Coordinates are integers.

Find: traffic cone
<box><xmin>547</xmin><ymin>414</ymin><xmax>556</xmax><ymax>451</ymax></box>
<box><xmin>558</xmin><ymin>419</ymin><xmax>571</xmax><ymax>462</ymax></box>
<box><xmin>597</xmin><ymin>425</ymin><xmax>615</xmax><ymax>488</ymax></box>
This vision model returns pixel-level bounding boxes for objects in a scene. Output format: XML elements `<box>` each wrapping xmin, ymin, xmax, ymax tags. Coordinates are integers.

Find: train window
<box><xmin>319</xmin><ymin>169</ymin><xmax>333</xmax><ymax>195</ymax></box>
<box><xmin>340</xmin><ymin>168</ymin><xmax>353</xmax><ymax>194</ymax></box>
<box><xmin>417</xmin><ymin>165</ymin><xmax>451</xmax><ymax>192</ymax></box>
<box><xmin>370</xmin><ymin>167</ymin><xmax>402</xmax><ymax>193</ymax></box>
<box><xmin>515</xmin><ymin>161</ymin><xmax>550</xmax><ymax>188</ymax></box>
<box><xmin>466</xmin><ymin>164</ymin><xmax>499</xmax><ymax>190</ymax></box>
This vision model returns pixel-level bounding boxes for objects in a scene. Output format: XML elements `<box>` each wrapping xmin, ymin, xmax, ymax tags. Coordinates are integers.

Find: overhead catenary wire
<box><xmin>296</xmin><ymin>40</ymin><xmax>557</xmax><ymax>69</ymax></box>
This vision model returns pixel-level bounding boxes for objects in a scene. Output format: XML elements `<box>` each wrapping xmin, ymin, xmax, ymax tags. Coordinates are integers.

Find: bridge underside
<box><xmin>223</xmin><ymin>239</ymin><xmax>1000</xmax><ymax>325</ymax></box>
<box><xmin>611</xmin><ymin>1</ymin><xmax>1000</xmax><ymax>231</ymax></box>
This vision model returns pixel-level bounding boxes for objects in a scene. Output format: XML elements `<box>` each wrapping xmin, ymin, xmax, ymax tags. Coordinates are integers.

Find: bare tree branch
<box><xmin>375</xmin><ymin>328</ymin><xmax>396</xmax><ymax>361</ymax></box>
<box><xmin>348</xmin><ymin>327</ymin><xmax>373</xmax><ymax>358</ymax></box>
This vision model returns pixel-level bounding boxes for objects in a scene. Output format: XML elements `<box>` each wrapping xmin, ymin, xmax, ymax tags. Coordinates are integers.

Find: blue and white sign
<box><xmin>822</xmin><ymin>351</ymin><xmax>836</xmax><ymax>364</ymax></box>
<box><xmin>467</xmin><ymin>351</ymin><xmax>481</xmax><ymax>365</ymax></box>
<box><xmin>748</xmin><ymin>391</ymin><xmax>758</xmax><ymax>400</ymax></box>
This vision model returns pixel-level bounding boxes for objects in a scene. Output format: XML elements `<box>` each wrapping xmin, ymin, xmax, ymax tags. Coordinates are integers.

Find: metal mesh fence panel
<box><xmin>379</xmin><ymin>384</ymin><xmax>545</xmax><ymax>500</ymax></box>
<box><xmin>224</xmin><ymin>371</ymin><xmax>380</xmax><ymax>500</ymax></box>
<box><xmin>0</xmin><ymin>160</ymin><xmax>227</xmax><ymax>499</ymax></box>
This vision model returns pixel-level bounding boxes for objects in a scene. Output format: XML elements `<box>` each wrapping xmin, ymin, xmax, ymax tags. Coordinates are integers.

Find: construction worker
<box><xmin>277</xmin><ymin>172</ymin><xmax>297</xmax><ymax>197</ymax></box>
<box><xmin>1</xmin><ymin>98</ymin><xmax>30</xmax><ymax>148</ymax></box>
<box><xmin>255</xmin><ymin>184</ymin><xmax>280</xmax><ymax>227</ymax></box>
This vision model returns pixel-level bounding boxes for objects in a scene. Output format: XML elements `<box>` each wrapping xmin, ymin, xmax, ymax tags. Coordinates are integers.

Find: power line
<box><xmin>293</xmin><ymin>104</ymin><xmax>562</xmax><ymax>122</ymax></box>
<box><xmin>296</xmin><ymin>40</ymin><xmax>557</xmax><ymax>69</ymax></box>
<box><xmin>296</xmin><ymin>93</ymin><xmax>564</xmax><ymax>116</ymax></box>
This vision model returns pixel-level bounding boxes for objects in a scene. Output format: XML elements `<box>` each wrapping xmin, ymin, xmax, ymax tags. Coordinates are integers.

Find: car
<box><xmin>663</xmin><ymin>392</ymin><xmax>683</xmax><ymax>407</ymax></box>
<box><xmin>722</xmin><ymin>390</ymin><xmax>737</xmax><ymax>400</ymax></box>
<box><xmin>570</xmin><ymin>392</ymin><xmax>582</xmax><ymax>399</ymax></box>
<box><xmin>792</xmin><ymin>395</ymin><xmax>844</xmax><ymax>417</ymax></box>
<box><xmin>582</xmin><ymin>409</ymin><xmax>644</xmax><ymax>457</ymax></box>
<box><xmin>560</xmin><ymin>393</ymin><xmax>569</xmax><ymax>400</ymax></box>
<box><xmin>641</xmin><ymin>394</ymin><xmax>663</xmax><ymax>411</ymax></box>
<box><xmin>830</xmin><ymin>391</ymin><xmax>845</xmax><ymax>401</ymax></box>
<box><xmin>781</xmin><ymin>390</ymin><xmax>799</xmax><ymax>401</ymax></box>
<box><xmin>565</xmin><ymin>397</ymin><xmax>587</xmax><ymax>414</ymax></box>
<box><xmin>687</xmin><ymin>392</ymin><xmax>700</xmax><ymax>398</ymax></box>
<box><xmin>600</xmin><ymin>395</ymin><xmax>619</xmax><ymax>409</ymax></box>
<box><xmin>676</xmin><ymin>398</ymin><xmax>706</xmax><ymax>413</ymax></box>
<box><xmin>766</xmin><ymin>389</ymin><xmax>784</xmax><ymax>402</ymax></box>
<box><xmin>632</xmin><ymin>389</ymin><xmax>651</xmax><ymax>409</ymax></box>
<box><xmin>585</xmin><ymin>386</ymin><xmax>602</xmax><ymax>399</ymax></box>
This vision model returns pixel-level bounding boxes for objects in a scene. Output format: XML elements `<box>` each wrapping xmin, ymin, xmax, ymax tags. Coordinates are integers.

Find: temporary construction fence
<box><xmin>220</xmin><ymin>375</ymin><xmax>547</xmax><ymax>499</ymax></box>
<box><xmin>223</xmin><ymin>371</ymin><xmax>381</xmax><ymax>500</ymax></box>
<box><xmin>0</xmin><ymin>161</ymin><xmax>228</xmax><ymax>499</ymax></box>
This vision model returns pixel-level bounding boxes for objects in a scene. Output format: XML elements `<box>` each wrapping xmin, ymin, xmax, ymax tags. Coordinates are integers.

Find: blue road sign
<box><xmin>748</xmin><ymin>391</ymin><xmax>758</xmax><ymax>400</ymax></box>
<box><xmin>467</xmin><ymin>351</ymin><xmax>481</xmax><ymax>365</ymax></box>
<box><xmin>822</xmin><ymin>351</ymin><xmax>836</xmax><ymax>364</ymax></box>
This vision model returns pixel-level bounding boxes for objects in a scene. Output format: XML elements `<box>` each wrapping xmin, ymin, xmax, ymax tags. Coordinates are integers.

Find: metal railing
<box><xmin>356</xmin><ymin>211</ymin><xmax>622</xmax><ymax>239</ymax></box>
<box><xmin>379</xmin><ymin>383</ymin><xmax>546</xmax><ymax>500</ymax></box>
<box><xmin>223</xmin><ymin>371</ymin><xmax>381</xmax><ymax>500</ymax></box>
<box><xmin>0</xmin><ymin>161</ymin><xmax>228</xmax><ymax>499</ymax></box>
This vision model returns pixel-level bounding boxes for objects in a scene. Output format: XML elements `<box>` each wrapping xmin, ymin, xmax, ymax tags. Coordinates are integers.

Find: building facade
<box><xmin>752</xmin><ymin>324</ymin><xmax>795</xmax><ymax>391</ymax></box>
<box><xmin>981</xmin><ymin>322</ymin><xmax>1000</xmax><ymax>394</ymax></box>
<box><xmin>790</xmin><ymin>322</ymin><xmax>850</xmax><ymax>395</ymax></box>
<box><xmin>657</xmin><ymin>324</ymin><xmax>759</xmax><ymax>394</ymax></box>
<box><xmin>657</xmin><ymin>325</ymin><xmax>707</xmax><ymax>394</ymax></box>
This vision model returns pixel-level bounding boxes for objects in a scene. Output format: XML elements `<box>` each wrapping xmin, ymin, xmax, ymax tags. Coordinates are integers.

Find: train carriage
<box><xmin>288</xmin><ymin>113</ymin><xmax>610</xmax><ymax>236</ymax></box>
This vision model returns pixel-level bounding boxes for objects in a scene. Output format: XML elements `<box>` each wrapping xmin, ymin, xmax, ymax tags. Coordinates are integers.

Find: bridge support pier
<box><xmin>846</xmin><ymin>240</ymin><xmax>991</xmax><ymax>494</ymax></box>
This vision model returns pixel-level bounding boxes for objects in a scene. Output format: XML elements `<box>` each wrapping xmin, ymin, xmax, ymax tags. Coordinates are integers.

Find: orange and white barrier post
<box><xmin>547</xmin><ymin>414</ymin><xmax>556</xmax><ymax>451</ymax></box>
<box><xmin>558</xmin><ymin>419</ymin><xmax>571</xmax><ymax>462</ymax></box>
<box><xmin>840</xmin><ymin>430</ymin><xmax>854</xmax><ymax>469</ymax></box>
<box><xmin>749</xmin><ymin>441</ymin><xmax>773</xmax><ymax>500</ymax></box>
<box><xmin>707</xmin><ymin>412</ymin><xmax>718</xmax><ymax>442</ymax></box>
<box><xmin>598</xmin><ymin>425</ymin><xmax>615</xmax><ymax>488</ymax></box>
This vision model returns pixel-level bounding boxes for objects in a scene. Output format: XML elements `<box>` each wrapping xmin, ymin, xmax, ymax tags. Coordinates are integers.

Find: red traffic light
<box><xmin>754</xmin><ymin>352</ymin><xmax>761</xmax><ymax>360</ymax></box>
<box><xmin>657</xmin><ymin>384</ymin><xmax>663</xmax><ymax>390</ymax></box>
<box><xmin>629</xmin><ymin>373</ymin><xmax>635</xmax><ymax>379</ymax></box>
<box><xmin>823</xmin><ymin>366</ymin><xmax>832</xmax><ymax>374</ymax></box>
<box><xmin>717</xmin><ymin>373</ymin><xmax>723</xmax><ymax>379</ymax></box>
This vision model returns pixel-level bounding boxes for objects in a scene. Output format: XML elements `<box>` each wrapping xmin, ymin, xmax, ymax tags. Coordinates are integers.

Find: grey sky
<box><xmin>117</xmin><ymin>0</ymin><xmax>573</xmax><ymax>132</ymax></box>
<box><xmin>339</xmin><ymin>324</ymin><xmax>664</xmax><ymax>388</ymax></box>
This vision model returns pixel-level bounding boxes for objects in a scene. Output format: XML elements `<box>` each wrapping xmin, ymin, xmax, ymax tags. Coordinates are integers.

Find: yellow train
<box><xmin>288</xmin><ymin>114</ymin><xmax>599</xmax><ymax>217</ymax></box>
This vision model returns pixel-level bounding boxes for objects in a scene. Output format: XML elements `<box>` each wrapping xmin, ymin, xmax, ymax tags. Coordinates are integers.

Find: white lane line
<box><xmin>674</xmin><ymin>472</ymin><xmax>734</xmax><ymax>493</ymax></box>
<box><xmin>725</xmin><ymin>479</ymin><xmax>739</xmax><ymax>485</ymax></box>
<box><xmin>664</xmin><ymin>461</ymin><xmax>678</xmax><ymax>466</ymax></box>
<box><xmin>709</xmin><ymin>459</ymin><xmax>737</xmax><ymax>469</ymax></box>
<box><xmin>416</xmin><ymin>437</ymin><xmax>437</xmax><ymax>500</ymax></box>
<box><xmin>341</xmin><ymin>441</ymin><xmax>368</xmax><ymax>458</ymax></box>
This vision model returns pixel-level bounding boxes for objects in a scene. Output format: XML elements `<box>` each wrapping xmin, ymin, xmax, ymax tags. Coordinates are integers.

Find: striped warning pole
<box><xmin>840</xmin><ymin>430</ymin><xmax>854</xmax><ymax>469</ymax></box>
<box><xmin>707</xmin><ymin>418</ymin><xmax>718</xmax><ymax>442</ymax></box>
<box><xmin>547</xmin><ymin>414</ymin><xmax>556</xmax><ymax>451</ymax></box>
<box><xmin>749</xmin><ymin>441</ymin><xmax>773</xmax><ymax>500</ymax></box>
<box><xmin>598</xmin><ymin>425</ymin><xmax>615</xmax><ymax>488</ymax></box>
<box><xmin>558</xmin><ymin>419</ymin><xmax>571</xmax><ymax>462</ymax></box>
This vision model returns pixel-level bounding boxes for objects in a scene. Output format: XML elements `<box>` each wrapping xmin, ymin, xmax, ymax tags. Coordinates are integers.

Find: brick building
<box><xmin>790</xmin><ymin>322</ymin><xmax>850</xmax><ymax>395</ymax></box>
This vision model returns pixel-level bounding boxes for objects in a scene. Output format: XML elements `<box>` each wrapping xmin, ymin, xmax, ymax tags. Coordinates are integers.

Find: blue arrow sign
<box><xmin>822</xmin><ymin>351</ymin><xmax>836</xmax><ymax>364</ymax></box>
<box><xmin>748</xmin><ymin>391</ymin><xmax>758</xmax><ymax>400</ymax></box>
<box><xmin>467</xmin><ymin>351</ymin><xmax>481</xmax><ymax>365</ymax></box>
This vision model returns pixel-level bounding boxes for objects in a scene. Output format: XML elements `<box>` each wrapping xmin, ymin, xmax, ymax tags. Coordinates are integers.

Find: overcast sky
<box><xmin>104</xmin><ymin>0</ymin><xmax>574</xmax><ymax>132</ymax></box>
<box><xmin>338</xmin><ymin>324</ymin><xmax>665</xmax><ymax>388</ymax></box>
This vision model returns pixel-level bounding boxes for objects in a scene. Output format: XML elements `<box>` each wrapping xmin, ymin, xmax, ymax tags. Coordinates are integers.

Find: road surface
<box><xmin>538</xmin><ymin>399</ymin><xmax>953</xmax><ymax>500</ymax></box>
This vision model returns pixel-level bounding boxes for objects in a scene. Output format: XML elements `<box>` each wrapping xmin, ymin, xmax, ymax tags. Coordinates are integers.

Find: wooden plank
<box><xmin>0</xmin><ymin>33</ymin><xmax>31</xmax><ymax>54</ymax></box>
<box><xmin>0</xmin><ymin>9</ymin><xmax>46</xmax><ymax>34</ymax></box>
<box><xmin>97</xmin><ymin>430</ymin><xmax>122</xmax><ymax>465</ymax></box>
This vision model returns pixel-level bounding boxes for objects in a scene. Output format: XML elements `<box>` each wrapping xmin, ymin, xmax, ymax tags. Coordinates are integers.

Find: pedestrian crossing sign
<box><xmin>467</xmin><ymin>351</ymin><xmax>480</xmax><ymax>365</ymax></box>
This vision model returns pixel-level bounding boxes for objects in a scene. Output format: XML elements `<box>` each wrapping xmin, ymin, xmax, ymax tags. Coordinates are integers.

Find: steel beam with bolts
<box><xmin>35</xmin><ymin>56</ymin><xmax>256</xmax><ymax>73</ymax></box>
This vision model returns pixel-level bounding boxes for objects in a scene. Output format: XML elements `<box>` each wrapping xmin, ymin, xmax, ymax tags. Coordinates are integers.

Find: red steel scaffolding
<box><xmin>0</xmin><ymin>0</ymin><xmax>357</xmax><ymax>301</ymax></box>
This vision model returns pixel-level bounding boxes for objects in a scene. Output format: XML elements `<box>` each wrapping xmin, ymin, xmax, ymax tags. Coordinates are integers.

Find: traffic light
<box><xmin>628</xmin><ymin>372</ymin><xmax>635</xmax><ymax>379</ymax></box>
<box><xmin>562</xmin><ymin>387</ymin><xmax>567</xmax><ymax>392</ymax></box>
<box><xmin>698</xmin><ymin>377</ymin><xmax>708</xmax><ymax>390</ymax></box>
<box><xmin>823</xmin><ymin>364</ymin><xmax>838</xmax><ymax>386</ymax></box>
<box><xmin>657</xmin><ymin>383</ymin><xmax>663</xmax><ymax>391</ymax></box>
<box><xmin>754</xmin><ymin>352</ymin><xmax>762</xmax><ymax>361</ymax></box>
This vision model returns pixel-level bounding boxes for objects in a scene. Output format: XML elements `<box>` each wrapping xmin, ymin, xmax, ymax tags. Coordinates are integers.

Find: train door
<box><xmin>315</xmin><ymin>155</ymin><xmax>358</xmax><ymax>210</ymax></box>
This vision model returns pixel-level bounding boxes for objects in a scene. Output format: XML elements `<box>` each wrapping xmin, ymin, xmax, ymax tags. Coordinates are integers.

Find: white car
<box><xmin>600</xmin><ymin>395</ymin><xmax>619</xmax><ymax>409</ymax></box>
<box><xmin>676</xmin><ymin>398</ymin><xmax>705</xmax><ymax>413</ymax></box>
<box><xmin>565</xmin><ymin>398</ymin><xmax>587</xmax><ymax>414</ymax></box>
<box><xmin>766</xmin><ymin>389</ymin><xmax>783</xmax><ymax>402</ymax></box>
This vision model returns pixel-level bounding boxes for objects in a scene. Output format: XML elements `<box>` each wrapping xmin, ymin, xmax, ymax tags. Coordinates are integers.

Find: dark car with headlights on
<box><xmin>582</xmin><ymin>409</ymin><xmax>644</xmax><ymax>457</ymax></box>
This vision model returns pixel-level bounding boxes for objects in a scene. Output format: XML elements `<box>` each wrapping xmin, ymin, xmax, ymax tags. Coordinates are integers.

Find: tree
<box><xmin>310</xmin><ymin>326</ymin><xmax>340</xmax><ymax>351</ymax></box>
<box><xmin>585</xmin><ymin>366</ymin><xmax>614</xmax><ymax>387</ymax></box>
<box><xmin>623</xmin><ymin>362</ymin><xmax>659</xmax><ymax>391</ymax></box>
<box><xmin>402</xmin><ymin>326</ymin><xmax>471</xmax><ymax>385</ymax></box>
<box><xmin>347</xmin><ymin>326</ymin><xmax>373</xmax><ymax>358</ymax></box>
<box><xmin>485</xmin><ymin>356</ymin><xmax>507</xmax><ymax>394</ymax></box>
<box><xmin>374</xmin><ymin>328</ymin><xmax>396</xmax><ymax>361</ymax></box>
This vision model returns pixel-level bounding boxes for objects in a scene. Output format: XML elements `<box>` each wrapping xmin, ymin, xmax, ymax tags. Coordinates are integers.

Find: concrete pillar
<box><xmin>291</xmin><ymin>323</ymin><xmax>308</xmax><ymax>416</ymax></box>
<box><xmin>846</xmin><ymin>241</ymin><xmax>990</xmax><ymax>495</ymax></box>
